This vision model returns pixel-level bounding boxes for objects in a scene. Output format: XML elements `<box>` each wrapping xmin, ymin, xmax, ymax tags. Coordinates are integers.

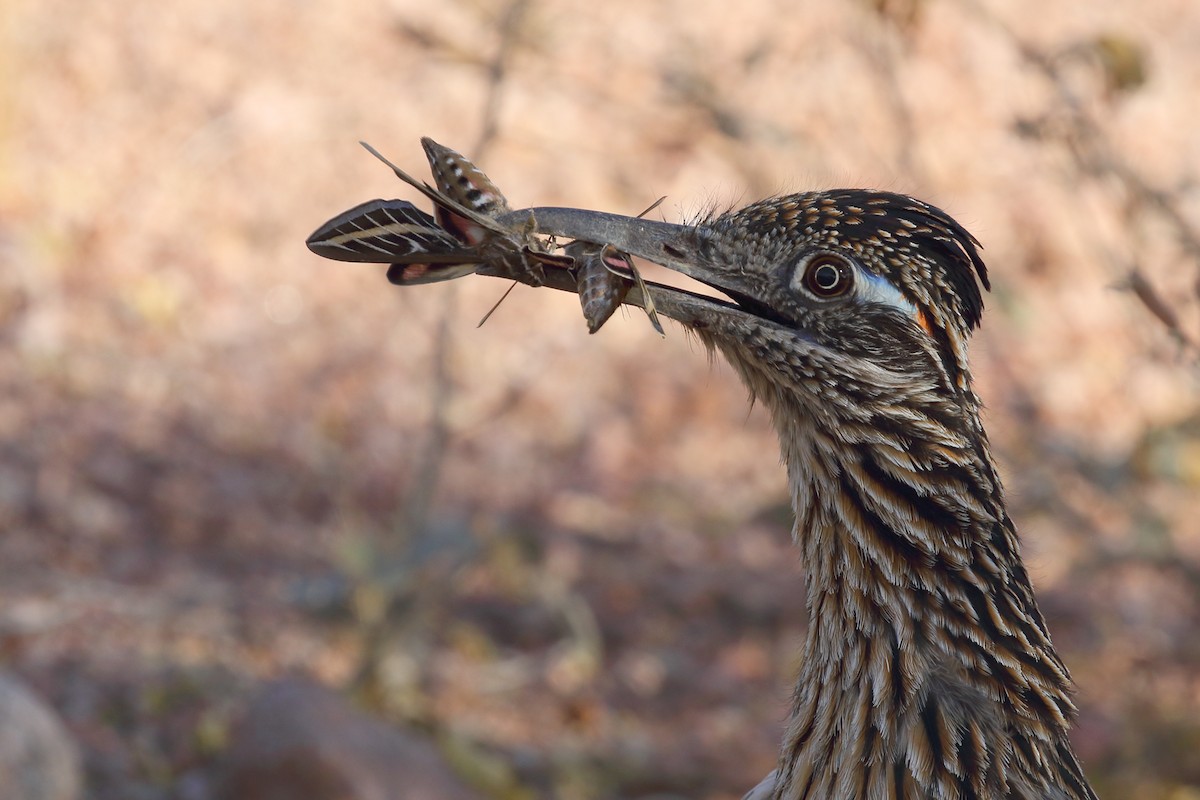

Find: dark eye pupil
<box><xmin>803</xmin><ymin>256</ymin><xmax>850</xmax><ymax>297</ymax></box>
<box><xmin>813</xmin><ymin>264</ymin><xmax>839</xmax><ymax>290</ymax></box>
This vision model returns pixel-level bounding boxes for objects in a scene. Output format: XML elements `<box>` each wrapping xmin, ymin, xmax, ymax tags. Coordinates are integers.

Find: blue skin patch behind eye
<box><xmin>854</xmin><ymin>266</ymin><xmax>919</xmax><ymax>321</ymax></box>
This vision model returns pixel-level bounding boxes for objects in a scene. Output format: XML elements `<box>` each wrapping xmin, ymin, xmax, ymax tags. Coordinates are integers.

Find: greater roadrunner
<box><xmin>511</xmin><ymin>198</ymin><xmax>1098</xmax><ymax>800</ymax></box>
<box><xmin>309</xmin><ymin>149</ymin><xmax>1098</xmax><ymax>800</ymax></box>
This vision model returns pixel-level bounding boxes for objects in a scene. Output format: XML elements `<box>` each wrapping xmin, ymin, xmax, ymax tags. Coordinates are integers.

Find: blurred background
<box><xmin>2</xmin><ymin>0</ymin><xmax>1199</xmax><ymax>798</ymax></box>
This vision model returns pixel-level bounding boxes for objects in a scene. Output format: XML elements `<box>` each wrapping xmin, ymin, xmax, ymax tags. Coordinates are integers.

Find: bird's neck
<box><xmin>764</xmin><ymin>394</ymin><xmax>1090</xmax><ymax>799</ymax></box>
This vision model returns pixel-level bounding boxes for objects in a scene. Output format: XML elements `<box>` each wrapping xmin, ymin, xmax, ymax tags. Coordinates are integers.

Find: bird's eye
<box><xmin>800</xmin><ymin>254</ymin><xmax>854</xmax><ymax>299</ymax></box>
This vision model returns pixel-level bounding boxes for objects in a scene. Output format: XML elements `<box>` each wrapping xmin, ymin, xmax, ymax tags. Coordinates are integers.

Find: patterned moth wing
<box><xmin>377</xmin><ymin>139</ymin><xmax>561</xmax><ymax>287</ymax></box>
<box><xmin>307</xmin><ymin>141</ymin><xmax>564</xmax><ymax>287</ymax></box>
<box><xmin>305</xmin><ymin>199</ymin><xmax>484</xmax><ymax>283</ymax></box>
<box><xmin>421</xmin><ymin>137</ymin><xmax>512</xmax><ymax>246</ymax></box>
<box><xmin>413</xmin><ymin>137</ymin><xmax>583</xmax><ymax>288</ymax></box>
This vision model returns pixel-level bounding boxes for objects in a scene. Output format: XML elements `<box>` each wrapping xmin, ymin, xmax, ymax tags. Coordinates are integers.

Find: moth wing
<box><xmin>306</xmin><ymin>199</ymin><xmax>465</xmax><ymax>263</ymax></box>
<box><xmin>386</xmin><ymin>261</ymin><xmax>482</xmax><ymax>285</ymax></box>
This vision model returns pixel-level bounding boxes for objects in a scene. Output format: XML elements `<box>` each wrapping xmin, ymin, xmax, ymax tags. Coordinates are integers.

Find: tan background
<box><xmin>2</xmin><ymin>0</ymin><xmax>1199</xmax><ymax>797</ymax></box>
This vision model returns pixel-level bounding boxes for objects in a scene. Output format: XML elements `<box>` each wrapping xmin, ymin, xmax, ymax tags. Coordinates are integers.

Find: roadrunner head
<box><xmin>507</xmin><ymin>191</ymin><xmax>991</xmax><ymax>420</ymax></box>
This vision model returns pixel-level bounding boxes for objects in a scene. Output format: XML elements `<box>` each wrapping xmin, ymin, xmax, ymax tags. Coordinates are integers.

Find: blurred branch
<box><xmin>393</xmin><ymin>0</ymin><xmax>531</xmax><ymax>541</ymax></box>
<box><xmin>972</xmin><ymin>3</ymin><xmax>1200</xmax><ymax>352</ymax></box>
<box><xmin>398</xmin><ymin>291</ymin><xmax>458</xmax><ymax>540</ymax></box>
<box><xmin>351</xmin><ymin>0</ymin><xmax>536</xmax><ymax>719</ymax></box>
<box><xmin>472</xmin><ymin>0</ymin><xmax>531</xmax><ymax>161</ymax></box>
<box><xmin>1120</xmin><ymin>268</ymin><xmax>1194</xmax><ymax>349</ymax></box>
<box><xmin>854</xmin><ymin>5</ymin><xmax>924</xmax><ymax>183</ymax></box>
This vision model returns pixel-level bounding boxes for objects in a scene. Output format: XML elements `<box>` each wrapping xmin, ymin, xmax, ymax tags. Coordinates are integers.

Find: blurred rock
<box><xmin>217</xmin><ymin>678</ymin><xmax>484</xmax><ymax>800</ymax></box>
<box><xmin>0</xmin><ymin>672</ymin><xmax>81</xmax><ymax>800</ymax></box>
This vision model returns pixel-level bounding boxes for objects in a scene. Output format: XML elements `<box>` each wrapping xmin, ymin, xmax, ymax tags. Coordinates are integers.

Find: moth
<box><xmin>566</xmin><ymin>240</ymin><xmax>663</xmax><ymax>335</ymax></box>
<box><xmin>420</xmin><ymin>137</ymin><xmax>511</xmax><ymax>238</ymax></box>
<box><xmin>306</xmin><ymin>140</ymin><xmax>568</xmax><ymax>287</ymax></box>
<box><xmin>420</xmin><ymin>139</ymin><xmax>662</xmax><ymax>334</ymax></box>
<box><xmin>307</xmin><ymin>138</ymin><xmax>661</xmax><ymax>334</ymax></box>
<box><xmin>570</xmin><ymin>193</ymin><xmax>667</xmax><ymax>335</ymax></box>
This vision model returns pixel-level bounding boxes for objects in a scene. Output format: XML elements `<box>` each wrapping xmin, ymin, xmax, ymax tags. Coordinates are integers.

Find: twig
<box><xmin>970</xmin><ymin>2</ymin><xmax>1200</xmax><ymax>352</ymax></box>
<box><xmin>353</xmin><ymin>0</ymin><xmax>534</xmax><ymax>702</ymax></box>
<box><xmin>1121</xmin><ymin>268</ymin><xmax>1195</xmax><ymax>349</ymax></box>
<box><xmin>472</xmin><ymin>0</ymin><xmax>531</xmax><ymax>161</ymax></box>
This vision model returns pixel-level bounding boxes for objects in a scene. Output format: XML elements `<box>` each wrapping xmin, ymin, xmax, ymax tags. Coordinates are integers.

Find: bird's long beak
<box><xmin>497</xmin><ymin>207</ymin><xmax>708</xmax><ymax>276</ymax></box>
<box><xmin>495</xmin><ymin>207</ymin><xmax>786</xmax><ymax>328</ymax></box>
